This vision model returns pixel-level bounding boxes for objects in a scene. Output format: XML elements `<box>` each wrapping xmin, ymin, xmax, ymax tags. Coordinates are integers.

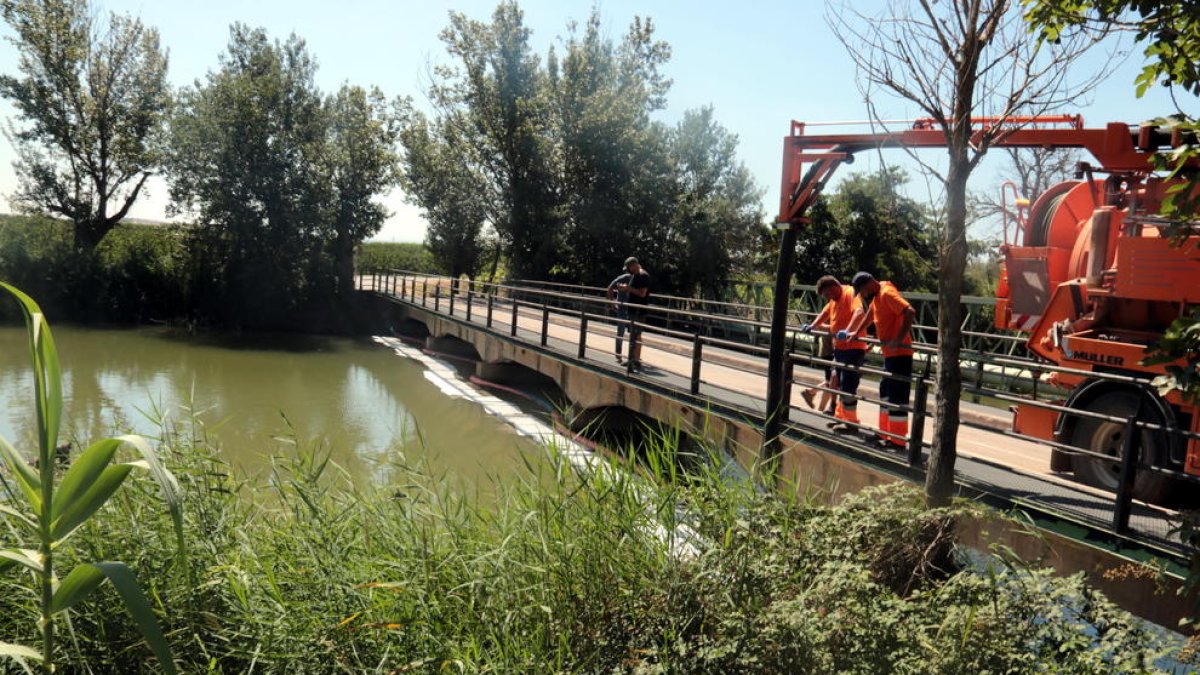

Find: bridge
<box><xmin>357</xmin><ymin>269</ymin><xmax>1196</xmax><ymax>626</ymax></box>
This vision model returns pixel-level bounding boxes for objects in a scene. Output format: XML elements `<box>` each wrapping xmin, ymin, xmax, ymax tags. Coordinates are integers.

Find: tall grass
<box><xmin>0</xmin><ymin>394</ymin><xmax>1178</xmax><ymax>672</ymax></box>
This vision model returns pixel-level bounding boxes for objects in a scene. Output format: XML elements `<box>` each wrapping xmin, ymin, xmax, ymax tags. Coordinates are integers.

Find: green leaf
<box><xmin>0</xmin><ymin>282</ymin><xmax>61</xmax><ymax>495</ymax></box>
<box><xmin>115</xmin><ymin>434</ymin><xmax>185</xmax><ymax>561</ymax></box>
<box><xmin>0</xmin><ymin>504</ymin><xmax>36</xmax><ymax>530</ymax></box>
<box><xmin>51</xmin><ymin>562</ymin><xmax>176</xmax><ymax>674</ymax></box>
<box><xmin>49</xmin><ymin>564</ymin><xmax>105</xmax><ymax>613</ymax></box>
<box><xmin>0</xmin><ymin>641</ymin><xmax>42</xmax><ymax>662</ymax></box>
<box><xmin>0</xmin><ymin>434</ymin><xmax>41</xmax><ymax>513</ymax></box>
<box><xmin>50</xmin><ymin>464</ymin><xmax>133</xmax><ymax>542</ymax></box>
<box><xmin>51</xmin><ymin>438</ymin><xmax>121</xmax><ymax>519</ymax></box>
<box><xmin>0</xmin><ymin>549</ymin><xmax>42</xmax><ymax>575</ymax></box>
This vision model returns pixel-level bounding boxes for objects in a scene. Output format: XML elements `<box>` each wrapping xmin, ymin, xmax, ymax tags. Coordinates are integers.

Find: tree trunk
<box><xmin>333</xmin><ymin>235</ymin><xmax>356</xmax><ymax>298</ymax></box>
<box><xmin>925</xmin><ymin>152</ymin><xmax>970</xmax><ymax>507</ymax></box>
<box><xmin>73</xmin><ymin>220</ymin><xmax>109</xmax><ymax>253</ymax></box>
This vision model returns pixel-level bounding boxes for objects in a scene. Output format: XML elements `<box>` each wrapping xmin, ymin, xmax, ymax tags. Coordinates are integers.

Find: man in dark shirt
<box><xmin>615</xmin><ymin>256</ymin><xmax>650</xmax><ymax>372</ymax></box>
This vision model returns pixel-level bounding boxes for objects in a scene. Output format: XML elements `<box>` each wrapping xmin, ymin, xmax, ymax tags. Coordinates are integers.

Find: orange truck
<box><xmin>779</xmin><ymin>116</ymin><xmax>1199</xmax><ymax>501</ymax></box>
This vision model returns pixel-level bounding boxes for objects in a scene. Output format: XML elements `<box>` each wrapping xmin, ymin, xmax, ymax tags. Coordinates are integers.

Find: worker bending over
<box><xmin>839</xmin><ymin>272</ymin><xmax>916</xmax><ymax>448</ymax></box>
<box><xmin>806</xmin><ymin>275</ymin><xmax>867</xmax><ymax>432</ymax></box>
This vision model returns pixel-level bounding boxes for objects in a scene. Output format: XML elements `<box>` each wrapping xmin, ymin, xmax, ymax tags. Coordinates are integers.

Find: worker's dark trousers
<box><xmin>879</xmin><ymin>355</ymin><xmax>913</xmax><ymax>445</ymax></box>
<box><xmin>833</xmin><ymin>348</ymin><xmax>865</xmax><ymax>423</ymax></box>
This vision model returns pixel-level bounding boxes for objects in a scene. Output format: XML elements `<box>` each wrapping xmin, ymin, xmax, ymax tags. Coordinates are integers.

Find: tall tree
<box><xmin>551</xmin><ymin>11</ymin><xmax>675</xmax><ymax>287</ymax></box>
<box><xmin>828</xmin><ymin>0</ymin><xmax>1109</xmax><ymax>505</ymax></box>
<box><xmin>398</xmin><ymin>107</ymin><xmax>488</xmax><ymax>280</ymax></box>
<box><xmin>165</xmin><ymin>25</ymin><xmax>327</xmax><ymax>326</ymax></box>
<box><xmin>322</xmin><ymin>85</ymin><xmax>400</xmax><ymax>298</ymax></box>
<box><xmin>669</xmin><ymin>106</ymin><xmax>765</xmax><ymax>297</ymax></box>
<box><xmin>0</xmin><ymin>0</ymin><xmax>170</xmax><ymax>252</ymax></box>
<box><xmin>432</xmin><ymin>1</ymin><xmax>560</xmax><ymax>279</ymax></box>
<box><xmin>795</xmin><ymin>167</ymin><xmax>938</xmax><ymax>292</ymax></box>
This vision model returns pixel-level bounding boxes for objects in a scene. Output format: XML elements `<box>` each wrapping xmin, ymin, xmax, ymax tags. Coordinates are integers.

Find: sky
<box><xmin>0</xmin><ymin>0</ymin><xmax>1189</xmax><ymax>243</ymax></box>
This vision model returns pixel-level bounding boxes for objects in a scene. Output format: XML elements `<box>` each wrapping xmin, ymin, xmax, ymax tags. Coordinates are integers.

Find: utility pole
<box><xmin>762</xmin><ymin>220</ymin><xmax>798</xmax><ymax>466</ymax></box>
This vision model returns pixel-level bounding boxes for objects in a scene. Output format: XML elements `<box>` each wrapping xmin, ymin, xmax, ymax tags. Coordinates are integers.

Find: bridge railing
<box><xmin>361</xmin><ymin>270</ymin><xmax>1199</xmax><ymax>557</ymax></box>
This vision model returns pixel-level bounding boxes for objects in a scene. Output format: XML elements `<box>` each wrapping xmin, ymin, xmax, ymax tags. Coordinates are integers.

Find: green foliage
<box><xmin>793</xmin><ymin>167</ymin><xmax>939</xmax><ymax>292</ymax></box>
<box><xmin>432</xmin><ymin>2</ymin><xmax>561</xmax><ymax>280</ymax></box>
<box><xmin>1024</xmin><ymin>0</ymin><xmax>1200</xmax><ymax>216</ymax></box>
<box><xmin>1144</xmin><ymin>309</ymin><xmax>1200</xmax><ymax>403</ymax></box>
<box><xmin>416</xmin><ymin>4</ymin><xmax>765</xmax><ymax>294</ymax></box>
<box><xmin>323</xmin><ymin>85</ymin><xmax>402</xmax><ymax>297</ymax></box>
<box><xmin>0</xmin><ymin>284</ymin><xmax>180</xmax><ymax>673</ymax></box>
<box><xmin>356</xmin><ymin>242</ymin><xmax>437</xmax><ymax>274</ymax></box>
<box><xmin>397</xmin><ymin>106</ymin><xmax>488</xmax><ymax>278</ymax></box>
<box><xmin>0</xmin><ymin>215</ymin><xmax>190</xmax><ymax>323</ymax></box>
<box><xmin>0</xmin><ymin>407</ymin><xmax>1177</xmax><ymax>672</ymax></box>
<box><xmin>165</xmin><ymin>25</ymin><xmax>400</xmax><ymax>327</ymax></box>
<box><xmin>0</xmin><ymin>0</ymin><xmax>171</xmax><ymax>252</ymax></box>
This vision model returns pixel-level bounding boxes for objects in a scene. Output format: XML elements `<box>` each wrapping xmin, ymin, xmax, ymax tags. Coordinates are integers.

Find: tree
<box><xmin>550</xmin><ymin>10</ymin><xmax>675</xmax><ymax>288</ymax></box>
<box><xmin>165</xmin><ymin>25</ymin><xmax>328</xmax><ymax>326</ymax></box>
<box><xmin>0</xmin><ymin>0</ymin><xmax>170</xmax><ymax>252</ymax></box>
<box><xmin>795</xmin><ymin>167</ymin><xmax>938</xmax><ymax>292</ymax></box>
<box><xmin>398</xmin><ymin>107</ymin><xmax>487</xmax><ymax>280</ymax></box>
<box><xmin>432</xmin><ymin>2</ymin><xmax>560</xmax><ymax>280</ymax></box>
<box><xmin>828</xmin><ymin>0</ymin><xmax>1108</xmax><ymax>505</ymax></box>
<box><xmin>322</xmin><ymin>85</ymin><xmax>400</xmax><ymax>298</ymax></box>
<box><xmin>668</xmin><ymin>106</ymin><xmax>766</xmax><ymax>297</ymax></box>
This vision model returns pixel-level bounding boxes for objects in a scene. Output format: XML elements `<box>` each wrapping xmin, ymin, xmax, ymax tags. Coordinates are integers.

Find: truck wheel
<box><xmin>1069</xmin><ymin>390</ymin><xmax>1177</xmax><ymax>504</ymax></box>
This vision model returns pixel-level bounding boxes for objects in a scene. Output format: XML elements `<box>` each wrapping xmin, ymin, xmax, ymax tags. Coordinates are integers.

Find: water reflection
<box><xmin>0</xmin><ymin>325</ymin><xmax>540</xmax><ymax>489</ymax></box>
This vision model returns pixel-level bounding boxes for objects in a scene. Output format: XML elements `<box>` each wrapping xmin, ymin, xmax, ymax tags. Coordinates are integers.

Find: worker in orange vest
<box><xmin>806</xmin><ymin>275</ymin><xmax>867</xmax><ymax>432</ymax></box>
<box><xmin>840</xmin><ymin>272</ymin><xmax>916</xmax><ymax>448</ymax></box>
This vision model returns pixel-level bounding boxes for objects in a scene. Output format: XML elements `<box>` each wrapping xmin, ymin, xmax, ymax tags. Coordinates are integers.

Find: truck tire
<box><xmin>1069</xmin><ymin>390</ymin><xmax>1178</xmax><ymax>504</ymax></box>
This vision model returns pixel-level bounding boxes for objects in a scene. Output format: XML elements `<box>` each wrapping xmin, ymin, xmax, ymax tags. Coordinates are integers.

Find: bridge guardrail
<box><xmin>362</xmin><ymin>270</ymin><xmax>1198</xmax><ymax>558</ymax></box>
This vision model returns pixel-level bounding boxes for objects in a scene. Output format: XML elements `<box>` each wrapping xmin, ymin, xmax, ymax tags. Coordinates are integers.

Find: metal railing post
<box><xmin>422</xmin><ymin>279</ymin><xmax>428</xmax><ymax>307</ymax></box>
<box><xmin>466</xmin><ymin>286</ymin><xmax>473</xmax><ymax>322</ymax></box>
<box><xmin>907</xmin><ymin>364</ymin><xmax>932</xmax><ymax>467</ymax></box>
<box><xmin>691</xmin><ymin>335</ymin><xmax>703</xmax><ymax>394</ymax></box>
<box><xmin>1112</xmin><ymin>411</ymin><xmax>1143</xmax><ymax>535</ymax></box>
<box><xmin>780</xmin><ymin>360</ymin><xmax>795</xmax><ymax>424</ymax></box>
<box><xmin>540</xmin><ymin>304</ymin><xmax>549</xmax><ymax>346</ymax></box>
<box><xmin>435</xmin><ymin>285</ymin><xmax>441</xmax><ymax>312</ymax></box>
<box><xmin>511</xmin><ymin>299</ymin><xmax>519</xmax><ymax>337</ymax></box>
<box><xmin>972</xmin><ymin>359</ymin><xmax>985</xmax><ymax>404</ymax></box>
<box><xmin>448</xmin><ymin>281</ymin><xmax>455</xmax><ymax>316</ymax></box>
<box><xmin>626</xmin><ymin>319</ymin><xmax>637</xmax><ymax>374</ymax></box>
<box><xmin>578</xmin><ymin>313</ymin><xmax>588</xmax><ymax>359</ymax></box>
<box><xmin>487</xmin><ymin>293</ymin><xmax>494</xmax><ymax>328</ymax></box>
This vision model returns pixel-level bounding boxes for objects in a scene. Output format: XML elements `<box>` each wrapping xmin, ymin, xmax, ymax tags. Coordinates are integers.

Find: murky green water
<box><xmin>0</xmin><ymin>325</ymin><xmax>541</xmax><ymax>487</ymax></box>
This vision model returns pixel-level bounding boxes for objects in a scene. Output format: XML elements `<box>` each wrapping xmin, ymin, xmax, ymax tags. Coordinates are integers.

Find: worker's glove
<box><xmin>835</xmin><ymin>329</ymin><xmax>849</xmax><ymax>342</ymax></box>
<box><xmin>800</xmin><ymin>323</ymin><xmax>813</xmax><ymax>334</ymax></box>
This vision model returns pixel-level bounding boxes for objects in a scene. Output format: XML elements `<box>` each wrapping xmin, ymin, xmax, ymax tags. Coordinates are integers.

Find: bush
<box><xmin>0</xmin><ymin>410</ymin><xmax>1179</xmax><ymax>673</ymax></box>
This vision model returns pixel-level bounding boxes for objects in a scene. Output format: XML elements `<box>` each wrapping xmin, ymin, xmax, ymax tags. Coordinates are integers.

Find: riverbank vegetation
<box><xmin>0</xmin><ymin>411</ymin><xmax>1177</xmax><ymax>673</ymax></box>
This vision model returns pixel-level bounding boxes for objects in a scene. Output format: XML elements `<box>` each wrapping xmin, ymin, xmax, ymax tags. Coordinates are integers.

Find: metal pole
<box><xmin>763</xmin><ymin>223</ymin><xmax>799</xmax><ymax>461</ymax></box>
<box><xmin>578</xmin><ymin>313</ymin><xmax>588</xmax><ymax>359</ymax></box>
<box><xmin>908</xmin><ymin>373</ymin><xmax>930</xmax><ymax>468</ymax></box>
<box><xmin>487</xmin><ymin>293</ymin><xmax>494</xmax><ymax>328</ymax></box>
<box><xmin>510</xmin><ymin>300</ymin><xmax>518</xmax><ymax>337</ymax></box>
<box><xmin>466</xmin><ymin>287</ymin><xmax>473</xmax><ymax>322</ymax></box>
<box><xmin>540</xmin><ymin>304</ymin><xmax>549</xmax><ymax>346</ymax></box>
<box><xmin>691</xmin><ymin>335</ymin><xmax>703</xmax><ymax>395</ymax></box>
<box><xmin>1112</xmin><ymin>404</ymin><xmax>1144</xmax><ymax>535</ymax></box>
<box><xmin>448</xmin><ymin>282</ymin><xmax>455</xmax><ymax>316</ymax></box>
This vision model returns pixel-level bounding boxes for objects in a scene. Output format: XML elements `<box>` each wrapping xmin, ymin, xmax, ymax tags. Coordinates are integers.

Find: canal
<box><xmin>0</xmin><ymin>325</ymin><xmax>543</xmax><ymax>488</ymax></box>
